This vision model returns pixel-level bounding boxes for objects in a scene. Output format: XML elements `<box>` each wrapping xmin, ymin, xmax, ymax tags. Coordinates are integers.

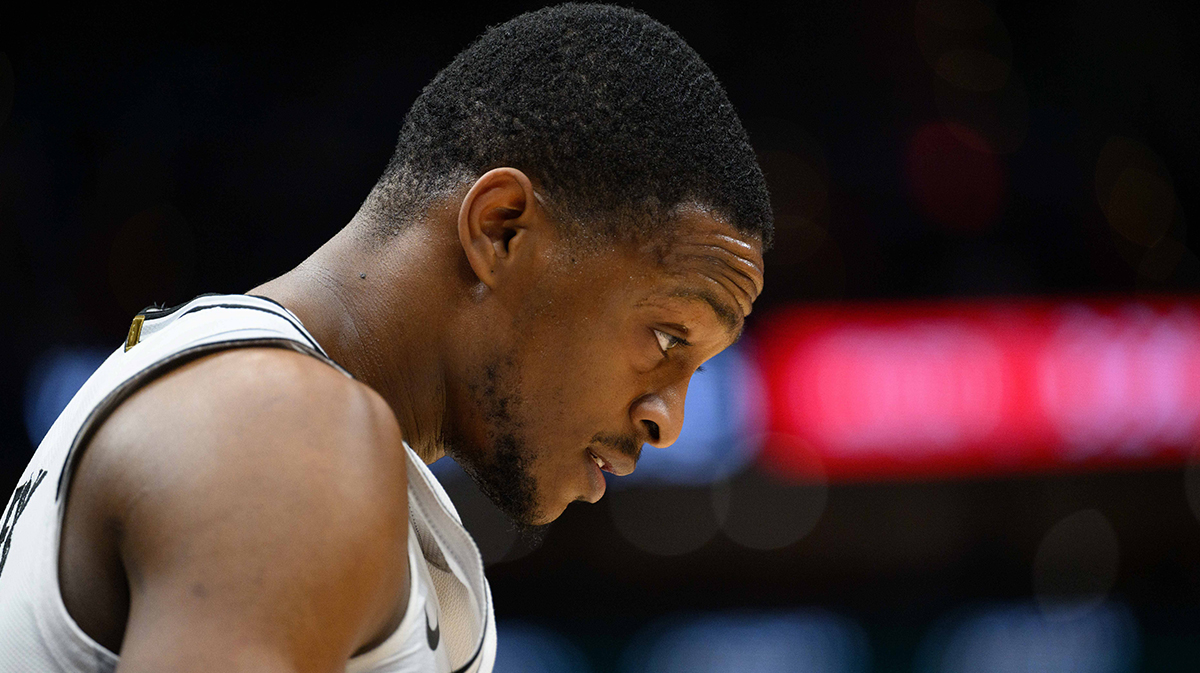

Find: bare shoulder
<box><xmin>80</xmin><ymin>347</ymin><xmax>409</xmax><ymax>672</ymax></box>
<box><xmin>93</xmin><ymin>346</ymin><xmax>408</xmax><ymax>532</ymax></box>
<box><xmin>102</xmin><ymin>346</ymin><xmax>400</xmax><ymax>462</ymax></box>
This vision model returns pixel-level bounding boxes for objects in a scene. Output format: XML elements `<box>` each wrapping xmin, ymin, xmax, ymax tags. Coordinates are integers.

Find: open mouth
<box><xmin>587</xmin><ymin>448</ymin><xmax>612</xmax><ymax>473</ymax></box>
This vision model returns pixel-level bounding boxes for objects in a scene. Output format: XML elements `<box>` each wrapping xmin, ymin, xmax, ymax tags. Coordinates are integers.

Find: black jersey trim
<box><xmin>450</xmin><ymin>615</ymin><xmax>488</xmax><ymax>673</ymax></box>
<box><xmin>180</xmin><ymin>304</ymin><xmax>325</xmax><ymax>356</ymax></box>
<box><xmin>55</xmin><ymin>337</ymin><xmax>336</xmax><ymax>501</ymax></box>
<box><xmin>135</xmin><ymin>294</ymin><xmax>333</xmax><ymax>362</ymax></box>
<box><xmin>137</xmin><ymin>292</ymin><xmax>223</xmax><ymax>318</ymax></box>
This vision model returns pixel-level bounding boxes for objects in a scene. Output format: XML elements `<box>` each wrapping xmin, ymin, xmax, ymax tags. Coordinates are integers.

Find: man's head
<box><xmin>363</xmin><ymin>3</ymin><xmax>772</xmax><ymax>247</ymax></box>
<box><xmin>361</xmin><ymin>4</ymin><xmax>771</xmax><ymax>527</ymax></box>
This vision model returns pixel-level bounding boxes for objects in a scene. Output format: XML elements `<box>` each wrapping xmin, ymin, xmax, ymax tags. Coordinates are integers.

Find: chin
<box><xmin>529</xmin><ymin>501</ymin><xmax>568</xmax><ymax>526</ymax></box>
<box><xmin>510</xmin><ymin>485</ymin><xmax>569</xmax><ymax>526</ymax></box>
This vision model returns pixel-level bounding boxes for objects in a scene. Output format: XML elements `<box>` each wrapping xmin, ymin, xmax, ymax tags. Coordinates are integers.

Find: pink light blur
<box><xmin>756</xmin><ymin>299</ymin><xmax>1200</xmax><ymax>481</ymax></box>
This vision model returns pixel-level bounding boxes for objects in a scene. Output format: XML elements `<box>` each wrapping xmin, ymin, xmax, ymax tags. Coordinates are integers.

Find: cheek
<box><xmin>631</xmin><ymin>330</ymin><xmax>665</xmax><ymax>373</ymax></box>
<box><xmin>520</xmin><ymin>327</ymin><xmax>635</xmax><ymax>434</ymax></box>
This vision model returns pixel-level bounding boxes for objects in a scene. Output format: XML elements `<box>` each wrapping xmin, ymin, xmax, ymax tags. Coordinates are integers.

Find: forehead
<box><xmin>627</xmin><ymin>207</ymin><xmax>765</xmax><ymax>330</ymax></box>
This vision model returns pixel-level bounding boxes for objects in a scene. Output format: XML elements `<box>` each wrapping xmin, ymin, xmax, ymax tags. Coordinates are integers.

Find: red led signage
<box><xmin>755</xmin><ymin>298</ymin><xmax>1200</xmax><ymax>481</ymax></box>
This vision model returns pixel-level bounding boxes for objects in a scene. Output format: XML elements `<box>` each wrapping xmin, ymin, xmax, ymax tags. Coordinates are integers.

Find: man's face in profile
<box><xmin>448</xmin><ymin>208</ymin><xmax>765</xmax><ymax>527</ymax></box>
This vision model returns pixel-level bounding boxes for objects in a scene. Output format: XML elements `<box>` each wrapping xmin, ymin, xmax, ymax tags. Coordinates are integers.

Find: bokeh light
<box><xmin>493</xmin><ymin>621</ymin><xmax>591</xmax><ymax>673</ymax></box>
<box><xmin>755</xmin><ymin>141</ymin><xmax>831</xmax><ymax>263</ymax></box>
<box><xmin>622</xmin><ymin>344</ymin><xmax>765</xmax><ymax>486</ymax></box>
<box><xmin>621</xmin><ymin>610</ymin><xmax>870</xmax><ymax>673</ymax></box>
<box><xmin>1038</xmin><ymin>304</ymin><xmax>1200</xmax><ymax>454</ymax></box>
<box><xmin>933</xmin><ymin>73</ymin><xmax>1030</xmax><ymax>156</ymax></box>
<box><xmin>916</xmin><ymin>0</ymin><xmax>1029</xmax><ymax>154</ymax></box>
<box><xmin>759</xmin><ymin>299</ymin><xmax>1200</xmax><ymax>481</ymax></box>
<box><xmin>715</xmin><ymin>458</ymin><xmax>828</xmax><ymax>550</ymax></box>
<box><xmin>23</xmin><ymin>346</ymin><xmax>111</xmax><ymax>447</ymax></box>
<box><xmin>1095</xmin><ymin>136</ymin><xmax>1181</xmax><ymax>248</ymax></box>
<box><xmin>932</xmin><ymin>50</ymin><xmax>1010</xmax><ymax>93</ymax></box>
<box><xmin>1032</xmin><ymin>510</ymin><xmax>1120</xmax><ymax>619</ymax></box>
<box><xmin>916</xmin><ymin>602</ymin><xmax>1139</xmax><ymax>673</ymax></box>
<box><xmin>1137</xmin><ymin>236</ymin><xmax>1200</xmax><ymax>286</ymax></box>
<box><xmin>915</xmin><ymin>0</ymin><xmax>1012</xmax><ymax>97</ymax></box>
<box><xmin>752</xmin><ymin>122</ymin><xmax>846</xmax><ymax>301</ymax></box>
<box><xmin>915</xmin><ymin>0</ymin><xmax>1007</xmax><ymax>51</ymax></box>
<box><xmin>906</xmin><ymin>122</ymin><xmax>1006</xmax><ymax>232</ymax></box>
<box><xmin>607</xmin><ymin>482</ymin><xmax>721</xmax><ymax>556</ymax></box>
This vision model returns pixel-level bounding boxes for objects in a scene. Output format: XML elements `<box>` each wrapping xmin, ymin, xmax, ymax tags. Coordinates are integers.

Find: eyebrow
<box><xmin>668</xmin><ymin>287</ymin><xmax>744</xmax><ymax>340</ymax></box>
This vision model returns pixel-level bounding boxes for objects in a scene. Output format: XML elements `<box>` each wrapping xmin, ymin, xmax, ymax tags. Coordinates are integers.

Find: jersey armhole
<box><xmin>345</xmin><ymin>522</ymin><xmax>425</xmax><ymax>673</ymax></box>
<box><xmin>44</xmin><ymin>337</ymin><xmax>341</xmax><ymax>668</ymax></box>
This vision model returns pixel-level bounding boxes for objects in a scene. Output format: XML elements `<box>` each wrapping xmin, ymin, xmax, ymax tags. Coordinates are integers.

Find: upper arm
<box><xmin>95</xmin><ymin>348</ymin><xmax>409</xmax><ymax>673</ymax></box>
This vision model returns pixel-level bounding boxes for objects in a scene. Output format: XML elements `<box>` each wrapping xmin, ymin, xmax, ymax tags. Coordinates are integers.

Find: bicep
<box><xmin>106</xmin><ymin>351</ymin><xmax>409</xmax><ymax>673</ymax></box>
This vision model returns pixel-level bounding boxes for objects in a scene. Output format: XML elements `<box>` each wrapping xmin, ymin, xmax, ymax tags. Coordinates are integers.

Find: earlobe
<box><xmin>457</xmin><ymin>168</ymin><xmax>539</xmax><ymax>289</ymax></box>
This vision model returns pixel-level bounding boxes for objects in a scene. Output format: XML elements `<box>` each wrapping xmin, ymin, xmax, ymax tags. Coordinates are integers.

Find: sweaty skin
<box><xmin>58</xmin><ymin>167</ymin><xmax>764</xmax><ymax>671</ymax></box>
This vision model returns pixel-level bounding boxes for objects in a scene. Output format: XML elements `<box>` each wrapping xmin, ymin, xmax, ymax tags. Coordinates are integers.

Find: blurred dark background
<box><xmin>3</xmin><ymin>1</ymin><xmax>1200</xmax><ymax>671</ymax></box>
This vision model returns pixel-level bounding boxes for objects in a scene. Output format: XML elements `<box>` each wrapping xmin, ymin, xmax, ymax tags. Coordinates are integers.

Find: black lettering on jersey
<box><xmin>0</xmin><ymin>469</ymin><xmax>48</xmax><ymax>578</ymax></box>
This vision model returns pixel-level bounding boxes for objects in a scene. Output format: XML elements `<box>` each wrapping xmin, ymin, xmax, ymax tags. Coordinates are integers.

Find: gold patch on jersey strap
<box><xmin>125</xmin><ymin>314</ymin><xmax>145</xmax><ymax>352</ymax></box>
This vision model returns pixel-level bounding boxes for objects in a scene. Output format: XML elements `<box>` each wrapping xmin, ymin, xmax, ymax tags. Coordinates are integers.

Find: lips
<box><xmin>587</xmin><ymin>447</ymin><xmax>635</xmax><ymax>477</ymax></box>
<box><xmin>583</xmin><ymin>449</ymin><xmax>607</xmax><ymax>503</ymax></box>
<box><xmin>588</xmin><ymin>449</ymin><xmax>611</xmax><ymax>472</ymax></box>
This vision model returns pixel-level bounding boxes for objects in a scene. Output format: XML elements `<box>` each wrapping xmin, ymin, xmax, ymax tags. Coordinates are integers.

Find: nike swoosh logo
<box><xmin>425</xmin><ymin>604</ymin><xmax>440</xmax><ymax>651</ymax></box>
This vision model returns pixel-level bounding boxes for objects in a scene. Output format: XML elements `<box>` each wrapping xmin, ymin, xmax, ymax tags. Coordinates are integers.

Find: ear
<box><xmin>457</xmin><ymin>167</ymin><xmax>547</xmax><ymax>290</ymax></box>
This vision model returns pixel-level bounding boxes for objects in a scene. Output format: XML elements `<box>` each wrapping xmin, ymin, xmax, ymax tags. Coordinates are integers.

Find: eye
<box><xmin>654</xmin><ymin>329</ymin><xmax>686</xmax><ymax>354</ymax></box>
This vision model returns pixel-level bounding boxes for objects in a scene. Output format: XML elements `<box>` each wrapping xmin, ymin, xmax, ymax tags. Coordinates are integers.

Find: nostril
<box><xmin>643</xmin><ymin>420</ymin><xmax>660</xmax><ymax>443</ymax></box>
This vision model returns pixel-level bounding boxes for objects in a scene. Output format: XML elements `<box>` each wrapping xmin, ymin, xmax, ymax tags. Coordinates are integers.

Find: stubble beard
<box><xmin>453</xmin><ymin>353</ymin><xmax>549</xmax><ymax>545</ymax></box>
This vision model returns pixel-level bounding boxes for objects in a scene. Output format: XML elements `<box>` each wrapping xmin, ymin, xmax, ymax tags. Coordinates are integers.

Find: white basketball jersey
<box><xmin>0</xmin><ymin>294</ymin><xmax>496</xmax><ymax>673</ymax></box>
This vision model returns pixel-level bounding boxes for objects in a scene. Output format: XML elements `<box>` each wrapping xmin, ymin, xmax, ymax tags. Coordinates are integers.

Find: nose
<box><xmin>630</xmin><ymin>386</ymin><xmax>685</xmax><ymax>449</ymax></box>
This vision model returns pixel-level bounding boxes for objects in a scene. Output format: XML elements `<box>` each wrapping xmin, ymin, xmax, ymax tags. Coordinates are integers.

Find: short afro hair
<box><xmin>364</xmin><ymin>3</ymin><xmax>773</xmax><ymax>248</ymax></box>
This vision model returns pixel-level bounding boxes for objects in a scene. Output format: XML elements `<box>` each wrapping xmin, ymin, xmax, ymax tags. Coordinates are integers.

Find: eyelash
<box><xmin>654</xmin><ymin>329</ymin><xmax>689</xmax><ymax>355</ymax></box>
<box><xmin>651</xmin><ymin>329</ymin><xmax>706</xmax><ymax>372</ymax></box>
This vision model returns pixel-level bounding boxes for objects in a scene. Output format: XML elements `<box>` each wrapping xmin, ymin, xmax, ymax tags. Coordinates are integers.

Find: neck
<box><xmin>250</xmin><ymin>219</ymin><xmax>451</xmax><ymax>464</ymax></box>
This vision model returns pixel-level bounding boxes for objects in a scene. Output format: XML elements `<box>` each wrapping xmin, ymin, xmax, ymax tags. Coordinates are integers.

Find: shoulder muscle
<box><xmin>91</xmin><ymin>347</ymin><xmax>408</xmax><ymax>673</ymax></box>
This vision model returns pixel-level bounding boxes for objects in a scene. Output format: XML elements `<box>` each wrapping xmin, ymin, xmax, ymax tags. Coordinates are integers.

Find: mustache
<box><xmin>589</xmin><ymin>432</ymin><xmax>642</xmax><ymax>463</ymax></box>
